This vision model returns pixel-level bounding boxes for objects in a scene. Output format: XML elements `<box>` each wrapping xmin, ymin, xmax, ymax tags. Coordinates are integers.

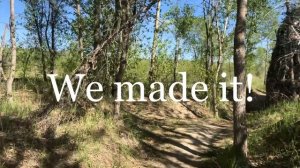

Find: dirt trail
<box><xmin>124</xmin><ymin>101</ymin><xmax>233</xmax><ymax>168</ymax></box>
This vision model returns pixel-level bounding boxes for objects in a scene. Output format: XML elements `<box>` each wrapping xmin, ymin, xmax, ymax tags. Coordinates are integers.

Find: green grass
<box><xmin>0</xmin><ymin>89</ymin><xmax>142</xmax><ymax>167</ymax></box>
<box><xmin>248</xmin><ymin>101</ymin><xmax>300</xmax><ymax>167</ymax></box>
<box><xmin>215</xmin><ymin>146</ymin><xmax>243</xmax><ymax>168</ymax></box>
<box><xmin>215</xmin><ymin>101</ymin><xmax>300</xmax><ymax>167</ymax></box>
<box><xmin>0</xmin><ymin>100</ymin><xmax>35</xmax><ymax>118</ymax></box>
<box><xmin>56</xmin><ymin>108</ymin><xmax>142</xmax><ymax>168</ymax></box>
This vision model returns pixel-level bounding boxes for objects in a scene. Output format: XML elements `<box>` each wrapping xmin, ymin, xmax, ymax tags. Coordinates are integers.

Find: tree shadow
<box><xmin>0</xmin><ymin>116</ymin><xmax>80</xmax><ymax>168</ymax></box>
<box><xmin>122</xmin><ymin>113</ymin><xmax>232</xmax><ymax>168</ymax></box>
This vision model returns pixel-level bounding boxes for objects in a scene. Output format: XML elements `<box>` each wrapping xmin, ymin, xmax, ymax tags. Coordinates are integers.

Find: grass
<box><xmin>0</xmin><ymin>100</ymin><xmax>33</xmax><ymax>118</ymax></box>
<box><xmin>0</xmin><ymin>65</ymin><xmax>291</xmax><ymax>167</ymax></box>
<box><xmin>0</xmin><ymin>90</ymin><xmax>39</xmax><ymax>118</ymax></box>
<box><xmin>54</xmin><ymin>106</ymin><xmax>143</xmax><ymax>168</ymax></box>
<box><xmin>215</xmin><ymin>101</ymin><xmax>300</xmax><ymax>167</ymax></box>
<box><xmin>0</xmin><ymin>84</ymin><xmax>144</xmax><ymax>167</ymax></box>
<box><xmin>215</xmin><ymin>146</ymin><xmax>239</xmax><ymax>168</ymax></box>
<box><xmin>248</xmin><ymin>101</ymin><xmax>300</xmax><ymax>167</ymax></box>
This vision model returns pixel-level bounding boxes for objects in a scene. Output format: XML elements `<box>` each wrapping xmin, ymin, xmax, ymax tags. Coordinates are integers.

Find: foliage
<box><xmin>56</xmin><ymin>44</ymin><xmax>82</xmax><ymax>75</ymax></box>
<box><xmin>164</xmin><ymin>5</ymin><xmax>196</xmax><ymax>39</ymax></box>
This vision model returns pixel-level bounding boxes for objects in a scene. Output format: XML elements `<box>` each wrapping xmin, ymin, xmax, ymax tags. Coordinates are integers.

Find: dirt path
<box><xmin>0</xmin><ymin>95</ymin><xmax>233</xmax><ymax>168</ymax></box>
<box><xmin>124</xmin><ymin>101</ymin><xmax>233</xmax><ymax>168</ymax></box>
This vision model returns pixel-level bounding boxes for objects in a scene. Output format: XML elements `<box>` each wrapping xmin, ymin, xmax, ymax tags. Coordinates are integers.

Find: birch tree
<box><xmin>213</xmin><ymin>0</ymin><xmax>233</xmax><ymax>117</ymax></box>
<box><xmin>148</xmin><ymin>0</ymin><xmax>161</xmax><ymax>86</ymax></box>
<box><xmin>7</xmin><ymin>0</ymin><xmax>17</xmax><ymax>100</ymax></box>
<box><xmin>75</xmin><ymin>0</ymin><xmax>84</xmax><ymax>59</ymax></box>
<box><xmin>0</xmin><ymin>24</ymin><xmax>8</xmax><ymax>82</ymax></box>
<box><xmin>165</xmin><ymin>5</ymin><xmax>194</xmax><ymax>83</ymax></box>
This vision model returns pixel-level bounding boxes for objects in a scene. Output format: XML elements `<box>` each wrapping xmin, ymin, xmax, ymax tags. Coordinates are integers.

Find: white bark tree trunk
<box><xmin>148</xmin><ymin>0</ymin><xmax>161</xmax><ymax>85</ymax></box>
<box><xmin>7</xmin><ymin>0</ymin><xmax>17</xmax><ymax>101</ymax></box>
<box><xmin>76</xmin><ymin>0</ymin><xmax>84</xmax><ymax>59</ymax></box>
<box><xmin>0</xmin><ymin>24</ymin><xmax>8</xmax><ymax>82</ymax></box>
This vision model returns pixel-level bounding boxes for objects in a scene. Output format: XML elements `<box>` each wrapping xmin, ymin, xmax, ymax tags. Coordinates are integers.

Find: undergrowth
<box><xmin>216</xmin><ymin>101</ymin><xmax>300</xmax><ymax>168</ymax></box>
<box><xmin>248</xmin><ymin>101</ymin><xmax>300</xmax><ymax>167</ymax></box>
<box><xmin>0</xmin><ymin>99</ymin><xmax>34</xmax><ymax>118</ymax></box>
<box><xmin>55</xmin><ymin>107</ymin><xmax>143</xmax><ymax>168</ymax></box>
<box><xmin>0</xmin><ymin>92</ymin><xmax>143</xmax><ymax>167</ymax></box>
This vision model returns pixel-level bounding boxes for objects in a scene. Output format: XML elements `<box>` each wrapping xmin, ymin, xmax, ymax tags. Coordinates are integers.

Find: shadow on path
<box><xmin>0</xmin><ymin>116</ymin><xmax>79</xmax><ymax>168</ymax></box>
<box><xmin>123</xmin><ymin>111</ymin><xmax>232</xmax><ymax>168</ymax></box>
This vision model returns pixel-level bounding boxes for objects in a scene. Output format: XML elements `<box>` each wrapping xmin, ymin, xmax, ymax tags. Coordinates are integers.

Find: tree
<box><xmin>113</xmin><ymin>0</ymin><xmax>136</xmax><ymax>117</ymax></box>
<box><xmin>165</xmin><ymin>5</ymin><xmax>195</xmax><ymax>83</ymax></box>
<box><xmin>0</xmin><ymin>24</ymin><xmax>8</xmax><ymax>82</ymax></box>
<box><xmin>7</xmin><ymin>0</ymin><xmax>17</xmax><ymax>101</ymax></box>
<box><xmin>286</xmin><ymin>0</ymin><xmax>291</xmax><ymax>14</ymax></box>
<box><xmin>148</xmin><ymin>0</ymin><xmax>161</xmax><ymax>86</ymax></box>
<box><xmin>202</xmin><ymin>0</ymin><xmax>218</xmax><ymax>114</ymax></box>
<box><xmin>38</xmin><ymin>0</ymin><xmax>160</xmax><ymax>118</ymax></box>
<box><xmin>45</xmin><ymin>0</ymin><xmax>67</xmax><ymax>74</ymax></box>
<box><xmin>233</xmin><ymin>0</ymin><xmax>248</xmax><ymax>161</ymax></box>
<box><xmin>92</xmin><ymin>0</ymin><xmax>101</xmax><ymax>50</ymax></box>
<box><xmin>75</xmin><ymin>0</ymin><xmax>84</xmax><ymax>59</ymax></box>
<box><xmin>245</xmin><ymin>0</ymin><xmax>279</xmax><ymax>69</ymax></box>
<box><xmin>23</xmin><ymin>0</ymin><xmax>48</xmax><ymax>81</ymax></box>
<box><xmin>202</xmin><ymin>0</ymin><xmax>215</xmax><ymax>85</ymax></box>
<box><xmin>213</xmin><ymin>0</ymin><xmax>233</xmax><ymax>117</ymax></box>
<box><xmin>201</xmin><ymin>0</ymin><xmax>234</xmax><ymax>117</ymax></box>
<box><xmin>23</xmin><ymin>0</ymin><xmax>68</xmax><ymax>78</ymax></box>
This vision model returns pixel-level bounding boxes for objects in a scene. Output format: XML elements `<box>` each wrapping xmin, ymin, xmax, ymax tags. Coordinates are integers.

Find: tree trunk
<box><xmin>233</xmin><ymin>0</ymin><xmax>248</xmax><ymax>160</ymax></box>
<box><xmin>50</xmin><ymin>5</ymin><xmax>56</xmax><ymax>74</ymax></box>
<box><xmin>203</xmin><ymin>2</ymin><xmax>216</xmax><ymax>109</ymax></box>
<box><xmin>203</xmin><ymin>16</ymin><xmax>211</xmax><ymax>84</ymax></box>
<box><xmin>213</xmin><ymin>13</ymin><xmax>229</xmax><ymax>118</ymax></box>
<box><xmin>93</xmin><ymin>0</ymin><xmax>101</xmax><ymax>50</ymax></box>
<box><xmin>212</xmin><ymin>35</ymin><xmax>223</xmax><ymax>118</ymax></box>
<box><xmin>0</xmin><ymin>24</ymin><xmax>8</xmax><ymax>82</ymax></box>
<box><xmin>31</xmin><ymin>1</ymin><xmax>47</xmax><ymax>81</ymax></box>
<box><xmin>113</xmin><ymin>42</ymin><xmax>131</xmax><ymax>118</ymax></box>
<box><xmin>45</xmin><ymin>1</ymin><xmax>57</xmax><ymax>75</ymax></box>
<box><xmin>285</xmin><ymin>0</ymin><xmax>291</xmax><ymax>14</ymax></box>
<box><xmin>7</xmin><ymin>0</ymin><xmax>17</xmax><ymax>101</ymax></box>
<box><xmin>264</xmin><ymin>41</ymin><xmax>269</xmax><ymax>84</ymax></box>
<box><xmin>76</xmin><ymin>0</ymin><xmax>84</xmax><ymax>59</ymax></box>
<box><xmin>148</xmin><ymin>0</ymin><xmax>161</xmax><ymax>85</ymax></box>
<box><xmin>113</xmin><ymin>0</ymin><xmax>132</xmax><ymax>118</ymax></box>
<box><xmin>112</xmin><ymin>0</ymin><xmax>122</xmax><ymax>117</ymax></box>
<box><xmin>37</xmin><ymin>28</ymin><xmax>47</xmax><ymax>81</ymax></box>
<box><xmin>113</xmin><ymin>33</ymin><xmax>129</xmax><ymax>118</ymax></box>
<box><xmin>173</xmin><ymin>38</ymin><xmax>180</xmax><ymax>83</ymax></box>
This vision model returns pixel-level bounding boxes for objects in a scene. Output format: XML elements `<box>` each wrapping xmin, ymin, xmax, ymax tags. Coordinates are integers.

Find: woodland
<box><xmin>0</xmin><ymin>0</ymin><xmax>300</xmax><ymax>167</ymax></box>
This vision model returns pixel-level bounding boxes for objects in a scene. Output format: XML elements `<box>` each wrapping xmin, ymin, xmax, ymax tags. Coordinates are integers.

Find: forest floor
<box><xmin>2</xmin><ymin>81</ymin><xmax>298</xmax><ymax>167</ymax></box>
<box><xmin>123</xmin><ymin>100</ymin><xmax>233</xmax><ymax>168</ymax></box>
<box><xmin>0</xmin><ymin>84</ymin><xmax>233</xmax><ymax>168</ymax></box>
